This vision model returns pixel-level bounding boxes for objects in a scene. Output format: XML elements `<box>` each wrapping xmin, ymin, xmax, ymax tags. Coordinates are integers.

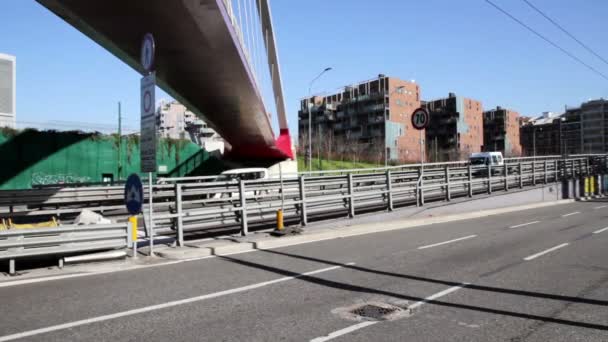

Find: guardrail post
<box><xmin>298</xmin><ymin>176</ymin><xmax>307</xmax><ymax>226</ymax></box>
<box><xmin>503</xmin><ymin>163</ymin><xmax>508</xmax><ymax>191</ymax></box>
<box><xmin>544</xmin><ymin>161</ymin><xmax>548</xmax><ymax>184</ymax></box>
<box><xmin>347</xmin><ymin>173</ymin><xmax>355</xmax><ymax>218</ymax></box>
<box><xmin>487</xmin><ymin>165</ymin><xmax>492</xmax><ymax>194</ymax></box>
<box><xmin>386</xmin><ymin>170</ymin><xmax>394</xmax><ymax>211</ymax></box>
<box><xmin>468</xmin><ymin>165</ymin><xmax>473</xmax><ymax>197</ymax></box>
<box><xmin>9</xmin><ymin>259</ymin><xmax>15</xmax><ymax>275</ymax></box>
<box><xmin>420</xmin><ymin>168</ymin><xmax>425</xmax><ymax>206</ymax></box>
<box><xmin>554</xmin><ymin>160</ymin><xmax>558</xmax><ymax>182</ymax></box>
<box><xmin>175</xmin><ymin>184</ymin><xmax>184</xmax><ymax>247</ymax></box>
<box><xmin>239</xmin><ymin>179</ymin><xmax>248</xmax><ymax>236</ymax></box>
<box><xmin>519</xmin><ymin>162</ymin><xmax>523</xmax><ymax>188</ymax></box>
<box><xmin>532</xmin><ymin>161</ymin><xmax>536</xmax><ymax>185</ymax></box>
<box><xmin>444</xmin><ymin>166</ymin><xmax>451</xmax><ymax>201</ymax></box>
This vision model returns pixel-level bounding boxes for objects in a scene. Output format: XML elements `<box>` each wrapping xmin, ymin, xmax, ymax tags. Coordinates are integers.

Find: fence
<box><xmin>0</xmin><ymin>155</ymin><xmax>606</xmax><ymax>248</ymax></box>
<box><xmin>0</xmin><ymin>222</ymin><xmax>130</xmax><ymax>274</ymax></box>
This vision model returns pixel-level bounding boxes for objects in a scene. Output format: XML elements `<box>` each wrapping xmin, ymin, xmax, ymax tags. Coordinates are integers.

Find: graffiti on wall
<box><xmin>31</xmin><ymin>172</ymin><xmax>92</xmax><ymax>186</ymax></box>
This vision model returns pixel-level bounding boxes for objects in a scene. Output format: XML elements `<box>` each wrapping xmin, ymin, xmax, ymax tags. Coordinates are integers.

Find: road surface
<box><xmin>1</xmin><ymin>200</ymin><xmax>607</xmax><ymax>341</ymax></box>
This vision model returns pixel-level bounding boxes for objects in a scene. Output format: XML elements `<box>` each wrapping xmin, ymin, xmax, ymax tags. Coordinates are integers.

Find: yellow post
<box><xmin>591</xmin><ymin>176</ymin><xmax>596</xmax><ymax>195</ymax></box>
<box><xmin>129</xmin><ymin>216</ymin><xmax>138</xmax><ymax>242</ymax></box>
<box><xmin>276</xmin><ymin>209</ymin><xmax>284</xmax><ymax>231</ymax></box>
<box><xmin>584</xmin><ymin>177</ymin><xmax>590</xmax><ymax>196</ymax></box>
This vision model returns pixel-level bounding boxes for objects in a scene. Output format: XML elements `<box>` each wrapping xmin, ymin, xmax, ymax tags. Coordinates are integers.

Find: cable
<box><xmin>522</xmin><ymin>0</ymin><xmax>608</xmax><ymax>67</ymax></box>
<box><xmin>484</xmin><ymin>0</ymin><xmax>608</xmax><ymax>81</ymax></box>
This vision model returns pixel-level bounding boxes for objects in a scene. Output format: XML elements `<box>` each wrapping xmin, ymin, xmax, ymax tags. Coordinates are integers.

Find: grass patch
<box><xmin>297</xmin><ymin>157</ymin><xmax>379</xmax><ymax>171</ymax></box>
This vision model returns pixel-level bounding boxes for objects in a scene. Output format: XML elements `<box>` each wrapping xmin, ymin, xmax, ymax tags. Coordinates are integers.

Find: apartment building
<box><xmin>157</xmin><ymin>101</ymin><xmax>225</xmax><ymax>153</ymax></box>
<box><xmin>424</xmin><ymin>93</ymin><xmax>483</xmax><ymax>162</ymax></box>
<box><xmin>0</xmin><ymin>53</ymin><xmax>16</xmax><ymax>128</ymax></box>
<box><xmin>482</xmin><ymin>106</ymin><xmax>521</xmax><ymax>156</ymax></box>
<box><xmin>519</xmin><ymin>112</ymin><xmax>562</xmax><ymax>156</ymax></box>
<box><xmin>298</xmin><ymin>74</ymin><xmax>422</xmax><ymax>163</ymax></box>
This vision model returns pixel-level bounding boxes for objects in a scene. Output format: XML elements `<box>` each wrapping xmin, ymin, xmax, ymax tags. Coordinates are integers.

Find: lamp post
<box><xmin>384</xmin><ymin>85</ymin><xmax>406</xmax><ymax>168</ymax></box>
<box><xmin>307</xmin><ymin>67</ymin><xmax>332</xmax><ymax>172</ymax></box>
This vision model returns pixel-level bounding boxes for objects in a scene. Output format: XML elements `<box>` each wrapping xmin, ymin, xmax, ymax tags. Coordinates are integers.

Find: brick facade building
<box><xmin>424</xmin><ymin>93</ymin><xmax>483</xmax><ymax>162</ymax></box>
<box><xmin>482</xmin><ymin>106</ymin><xmax>521</xmax><ymax>156</ymax></box>
<box><xmin>298</xmin><ymin>74</ymin><xmax>421</xmax><ymax>163</ymax></box>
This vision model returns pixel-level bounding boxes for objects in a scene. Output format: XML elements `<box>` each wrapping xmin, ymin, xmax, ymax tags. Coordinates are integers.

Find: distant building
<box><xmin>298</xmin><ymin>74</ymin><xmax>422</xmax><ymax>163</ymax></box>
<box><xmin>519</xmin><ymin>112</ymin><xmax>562</xmax><ymax>156</ymax></box>
<box><xmin>424</xmin><ymin>93</ymin><xmax>483</xmax><ymax>162</ymax></box>
<box><xmin>0</xmin><ymin>53</ymin><xmax>16</xmax><ymax>128</ymax></box>
<box><xmin>156</xmin><ymin>101</ymin><xmax>224</xmax><ymax>153</ymax></box>
<box><xmin>482</xmin><ymin>106</ymin><xmax>521</xmax><ymax>156</ymax></box>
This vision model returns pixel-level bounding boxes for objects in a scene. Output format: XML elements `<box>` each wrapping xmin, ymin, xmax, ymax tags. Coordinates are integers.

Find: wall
<box><xmin>0</xmin><ymin>130</ymin><xmax>212</xmax><ymax>189</ymax></box>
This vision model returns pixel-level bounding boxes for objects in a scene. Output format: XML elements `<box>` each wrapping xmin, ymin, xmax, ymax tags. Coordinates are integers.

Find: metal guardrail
<box><xmin>0</xmin><ymin>223</ymin><xmax>130</xmax><ymax>274</ymax></box>
<box><xmin>0</xmin><ymin>155</ymin><xmax>606</xmax><ymax>245</ymax></box>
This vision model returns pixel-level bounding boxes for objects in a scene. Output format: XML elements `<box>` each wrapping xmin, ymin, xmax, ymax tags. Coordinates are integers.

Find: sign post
<box><xmin>411</xmin><ymin>107</ymin><xmax>430</xmax><ymax>165</ymax></box>
<box><xmin>140</xmin><ymin>33</ymin><xmax>156</xmax><ymax>256</ymax></box>
<box><xmin>124</xmin><ymin>174</ymin><xmax>144</xmax><ymax>258</ymax></box>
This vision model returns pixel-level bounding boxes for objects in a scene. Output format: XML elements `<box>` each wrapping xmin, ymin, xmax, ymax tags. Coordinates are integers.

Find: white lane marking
<box><xmin>593</xmin><ymin>205</ymin><xmax>608</xmax><ymax>210</ymax></box>
<box><xmin>509</xmin><ymin>221</ymin><xmax>540</xmax><ymax>229</ymax></box>
<box><xmin>524</xmin><ymin>243</ymin><xmax>569</xmax><ymax>261</ymax></box>
<box><xmin>309</xmin><ymin>321</ymin><xmax>377</xmax><ymax>342</ymax></box>
<box><xmin>561</xmin><ymin>211</ymin><xmax>580</xmax><ymax>217</ymax></box>
<box><xmin>417</xmin><ymin>235</ymin><xmax>477</xmax><ymax>250</ymax></box>
<box><xmin>593</xmin><ymin>227</ymin><xmax>608</xmax><ymax>234</ymax></box>
<box><xmin>0</xmin><ymin>263</ymin><xmax>354</xmax><ymax>342</ymax></box>
<box><xmin>309</xmin><ymin>284</ymin><xmax>468</xmax><ymax>342</ymax></box>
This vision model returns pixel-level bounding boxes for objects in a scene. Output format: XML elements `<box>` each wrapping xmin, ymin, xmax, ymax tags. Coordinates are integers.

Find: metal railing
<box><xmin>0</xmin><ymin>222</ymin><xmax>130</xmax><ymax>274</ymax></box>
<box><xmin>0</xmin><ymin>155</ymin><xmax>606</xmax><ymax>245</ymax></box>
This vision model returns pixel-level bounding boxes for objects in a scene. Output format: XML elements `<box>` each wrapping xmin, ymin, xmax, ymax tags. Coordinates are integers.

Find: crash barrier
<box><xmin>0</xmin><ymin>222</ymin><xmax>131</xmax><ymax>275</ymax></box>
<box><xmin>0</xmin><ymin>155</ymin><xmax>606</xmax><ymax>246</ymax></box>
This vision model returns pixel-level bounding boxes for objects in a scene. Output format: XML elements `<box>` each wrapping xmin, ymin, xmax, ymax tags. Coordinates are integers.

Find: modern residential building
<box><xmin>579</xmin><ymin>99</ymin><xmax>608</xmax><ymax>153</ymax></box>
<box><xmin>0</xmin><ymin>53</ymin><xmax>16</xmax><ymax>128</ymax></box>
<box><xmin>519</xmin><ymin>112</ymin><xmax>562</xmax><ymax>156</ymax></box>
<box><xmin>157</xmin><ymin>100</ymin><xmax>225</xmax><ymax>153</ymax></box>
<box><xmin>423</xmin><ymin>93</ymin><xmax>483</xmax><ymax>162</ymax></box>
<box><xmin>298</xmin><ymin>74</ymin><xmax>421</xmax><ymax>163</ymax></box>
<box><xmin>482</xmin><ymin>106</ymin><xmax>521</xmax><ymax>156</ymax></box>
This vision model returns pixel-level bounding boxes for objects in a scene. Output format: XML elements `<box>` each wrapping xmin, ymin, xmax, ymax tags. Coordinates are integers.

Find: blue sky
<box><xmin>1</xmin><ymin>0</ymin><xmax>607</xmax><ymax>135</ymax></box>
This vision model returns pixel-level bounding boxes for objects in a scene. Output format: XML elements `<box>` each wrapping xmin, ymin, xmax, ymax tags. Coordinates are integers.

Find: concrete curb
<box><xmin>156</xmin><ymin>199</ymin><xmax>576</xmax><ymax>260</ymax></box>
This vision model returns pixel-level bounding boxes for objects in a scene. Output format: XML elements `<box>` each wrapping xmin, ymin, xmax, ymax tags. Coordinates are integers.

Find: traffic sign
<box><xmin>140</xmin><ymin>33</ymin><xmax>155</xmax><ymax>73</ymax></box>
<box><xmin>124</xmin><ymin>174</ymin><xmax>144</xmax><ymax>215</ymax></box>
<box><xmin>140</xmin><ymin>73</ymin><xmax>157</xmax><ymax>173</ymax></box>
<box><xmin>411</xmin><ymin>108</ymin><xmax>430</xmax><ymax>130</ymax></box>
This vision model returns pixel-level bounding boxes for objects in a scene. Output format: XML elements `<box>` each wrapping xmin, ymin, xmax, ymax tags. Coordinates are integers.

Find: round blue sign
<box><xmin>125</xmin><ymin>174</ymin><xmax>144</xmax><ymax>215</ymax></box>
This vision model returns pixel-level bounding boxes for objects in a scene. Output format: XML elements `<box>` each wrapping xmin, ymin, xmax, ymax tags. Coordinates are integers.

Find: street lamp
<box><xmin>384</xmin><ymin>85</ymin><xmax>406</xmax><ymax>168</ymax></box>
<box><xmin>307</xmin><ymin>67</ymin><xmax>332</xmax><ymax>172</ymax></box>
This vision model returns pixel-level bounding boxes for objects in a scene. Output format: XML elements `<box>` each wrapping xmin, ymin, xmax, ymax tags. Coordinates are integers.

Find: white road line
<box><xmin>524</xmin><ymin>243</ymin><xmax>569</xmax><ymax>261</ymax></box>
<box><xmin>593</xmin><ymin>227</ymin><xmax>608</xmax><ymax>234</ymax></box>
<box><xmin>309</xmin><ymin>284</ymin><xmax>468</xmax><ymax>342</ymax></box>
<box><xmin>509</xmin><ymin>221</ymin><xmax>540</xmax><ymax>229</ymax></box>
<box><xmin>593</xmin><ymin>205</ymin><xmax>608</xmax><ymax>210</ymax></box>
<box><xmin>417</xmin><ymin>235</ymin><xmax>477</xmax><ymax>250</ymax></box>
<box><xmin>0</xmin><ymin>263</ymin><xmax>354</xmax><ymax>342</ymax></box>
<box><xmin>561</xmin><ymin>211</ymin><xmax>580</xmax><ymax>217</ymax></box>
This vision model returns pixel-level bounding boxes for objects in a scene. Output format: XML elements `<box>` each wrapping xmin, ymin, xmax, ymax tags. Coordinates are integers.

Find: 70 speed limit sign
<box><xmin>411</xmin><ymin>108</ymin><xmax>430</xmax><ymax>130</ymax></box>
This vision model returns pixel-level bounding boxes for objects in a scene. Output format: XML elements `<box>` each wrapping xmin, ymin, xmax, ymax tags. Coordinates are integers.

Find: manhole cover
<box><xmin>333</xmin><ymin>301</ymin><xmax>411</xmax><ymax>322</ymax></box>
<box><xmin>350</xmin><ymin>304</ymin><xmax>398</xmax><ymax>320</ymax></box>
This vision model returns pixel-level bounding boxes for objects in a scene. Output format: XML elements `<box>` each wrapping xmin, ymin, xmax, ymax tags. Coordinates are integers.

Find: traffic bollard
<box><xmin>276</xmin><ymin>209</ymin><xmax>284</xmax><ymax>231</ymax></box>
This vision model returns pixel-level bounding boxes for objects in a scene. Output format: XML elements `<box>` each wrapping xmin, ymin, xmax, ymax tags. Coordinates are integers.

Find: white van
<box><xmin>470</xmin><ymin>152</ymin><xmax>504</xmax><ymax>175</ymax></box>
<box><xmin>211</xmin><ymin>168</ymin><xmax>269</xmax><ymax>199</ymax></box>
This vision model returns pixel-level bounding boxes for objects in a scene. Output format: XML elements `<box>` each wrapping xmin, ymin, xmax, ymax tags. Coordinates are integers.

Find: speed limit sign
<box><xmin>411</xmin><ymin>108</ymin><xmax>430</xmax><ymax>130</ymax></box>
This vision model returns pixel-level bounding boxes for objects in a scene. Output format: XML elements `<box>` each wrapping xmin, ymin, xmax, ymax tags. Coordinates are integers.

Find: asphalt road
<box><xmin>1</xmin><ymin>200</ymin><xmax>608</xmax><ymax>341</ymax></box>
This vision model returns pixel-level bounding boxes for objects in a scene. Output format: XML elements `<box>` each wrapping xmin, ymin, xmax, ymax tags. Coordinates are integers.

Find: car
<box><xmin>470</xmin><ymin>152</ymin><xmax>504</xmax><ymax>176</ymax></box>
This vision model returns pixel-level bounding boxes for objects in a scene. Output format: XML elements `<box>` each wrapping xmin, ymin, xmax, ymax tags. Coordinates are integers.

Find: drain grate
<box><xmin>350</xmin><ymin>304</ymin><xmax>399</xmax><ymax>320</ymax></box>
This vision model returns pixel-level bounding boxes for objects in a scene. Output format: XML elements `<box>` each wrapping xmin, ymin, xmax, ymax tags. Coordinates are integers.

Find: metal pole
<box><xmin>504</xmin><ymin>162</ymin><xmax>508</xmax><ymax>191</ymax></box>
<box><xmin>468</xmin><ymin>164</ymin><xmax>473</xmax><ymax>197</ymax></box>
<box><xmin>386</xmin><ymin>170</ymin><xmax>393</xmax><ymax>210</ymax></box>
<box><xmin>117</xmin><ymin>101</ymin><xmax>122</xmax><ymax>181</ymax></box>
<box><xmin>533</xmin><ymin>127</ymin><xmax>536</xmax><ymax>157</ymax></box>
<box><xmin>299</xmin><ymin>176</ymin><xmax>307</xmax><ymax>226</ymax></box>
<box><xmin>347</xmin><ymin>173</ymin><xmax>355</xmax><ymax>218</ymax></box>
<box><xmin>445</xmin><ymin>165</ymin><xmax>451</xmax><ymax>201</ymax></box>
<box><xmin>239</xmin><ymin>179</ymin><xmax>248</xmax><ymax>236</ymax></box>
<box><xmin>148</xmin><ymin>172</ymin><xmax>154</xmax><ymax>256</ymax></box>
<box><xmin>307</xmin><ymin>95</ymin><xmax>312</xmax><ymax>172</ymax></box>
<box><xmin>175</xmin><ymin>184</ymin><xmax>183</xmax><ymax>247</ymax></box>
